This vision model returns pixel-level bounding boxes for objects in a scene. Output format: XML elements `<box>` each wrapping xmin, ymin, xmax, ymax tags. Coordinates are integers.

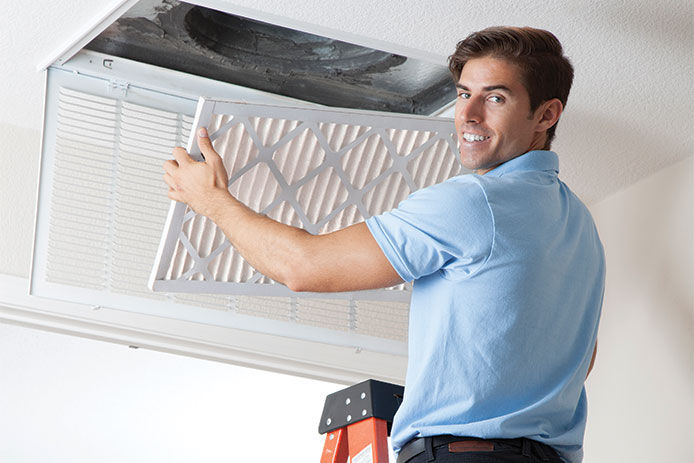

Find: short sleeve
<box><xmin>365</xmin><ymin>177</ymin><xmax>494</xmax><ymax>282</ymax></box>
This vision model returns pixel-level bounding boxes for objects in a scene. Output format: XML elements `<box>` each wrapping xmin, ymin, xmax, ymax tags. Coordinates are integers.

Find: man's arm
<box><xmin>163</xmin><ymin>128</ymin><xmax>403</xmax><ymax>293</ymax></box>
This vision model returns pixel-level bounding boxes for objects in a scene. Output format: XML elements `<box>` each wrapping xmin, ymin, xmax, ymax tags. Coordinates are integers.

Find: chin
<box><xmin>459</xmin><ymin>158</ymin><xmax>478</xmax><ymax>171</ymax></box>
<box><xmin>459</xmin><ymin>153</ymin><xmax>490</xmax><ymax>172</ymax></box>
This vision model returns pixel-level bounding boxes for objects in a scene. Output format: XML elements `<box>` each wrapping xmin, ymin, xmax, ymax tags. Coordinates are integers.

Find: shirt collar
<box><xmin>484</xmin><ymin>150</ymin><xmax>559</xmax><ymax>177</ymax></box>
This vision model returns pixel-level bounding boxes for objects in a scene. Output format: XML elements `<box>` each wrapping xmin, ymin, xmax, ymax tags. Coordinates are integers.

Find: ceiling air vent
<box><xmin>31</xmin><ymin>0</ymin><xmax>462</xmax><ymax>371</ymax></box>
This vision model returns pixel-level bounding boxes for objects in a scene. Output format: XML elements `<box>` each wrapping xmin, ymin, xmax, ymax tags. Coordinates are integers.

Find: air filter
<box><xmin>150</xmin><ymin>98</ymin><xmax>463</xmax><ymax>303</ymax></box>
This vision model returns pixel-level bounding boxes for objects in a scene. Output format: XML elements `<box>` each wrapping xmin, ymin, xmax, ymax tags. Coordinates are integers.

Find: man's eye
<box><xmin>488</xmin><ymin>95</ymin><xmax>504</xmax><ymax>103</ymax></box>
<box><xmin>457</xmin><ymin>92</ymin><xmax>471</xmax><ymax>99</ymax></box>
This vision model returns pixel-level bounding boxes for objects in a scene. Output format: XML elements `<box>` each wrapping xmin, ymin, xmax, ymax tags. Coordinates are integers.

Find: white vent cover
<box><xmin>150</xmin><ymin>98</ymin><xmax>463</xmax><ymax>305</ymax></box>
<box><xmin>31</xmin><ymin>51</ymin><xmax>462</xmax><ymax>360</ymax></box>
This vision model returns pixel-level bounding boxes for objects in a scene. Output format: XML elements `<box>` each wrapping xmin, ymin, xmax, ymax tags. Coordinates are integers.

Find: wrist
<box><xmin>206</xmin><ymin>189</ymin><xmax>237</xmax><ymax>223</ymax></box>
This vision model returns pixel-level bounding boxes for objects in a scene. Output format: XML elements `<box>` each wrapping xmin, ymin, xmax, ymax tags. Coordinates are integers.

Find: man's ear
<box><xmin>535</xmin><ymin>98</ymin><xmax>564</xmax><ymax>132</ymax></box>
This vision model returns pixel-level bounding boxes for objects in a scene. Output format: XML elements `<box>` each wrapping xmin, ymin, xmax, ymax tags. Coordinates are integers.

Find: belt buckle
<box><xmin>448</xmin><ymin>440</ymin><xmax>495</xmax><ymax>453</ymax></box>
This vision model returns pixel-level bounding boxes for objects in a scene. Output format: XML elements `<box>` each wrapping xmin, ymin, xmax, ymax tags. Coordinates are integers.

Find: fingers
<box><xmin>197</xmin><ymin>127</ymin><xmax>228</xmax><ymax>187</ymax></box>
<box><xmin>163</xmin><ymin>160</ymin><xmax>183</xmax><ymax>197</ymax></box>
<box><xmin>197</xmin><ymin>127</ymin><xmax>223</xmax><ymax>164</ymax></box>
<box><xmin>162</xmin><ymin>159</ymin><xmax>178</xmax><ymax>176</ymax></box>
<box><xmin>172</xmin><ymin>146</ymin><xmax>192</xmax><ymax>165</ymax></box>
<box><xmin>164</xmin><ymin>173</ymin><xmax>183</xmax><ymax>203</ymax></box>
<box><xmin>167</xmin><ymin>188</ymin><xmax>182</xmax><ymax>202</ymax></box>
<box><xmin>163</xmin><ymin>128</ymin><xmax>228</xmax><ymax>202</ymax></box>
<box><xmin>162</xmin><ymin>172</ymin><xmax>178</xmax><ymax>191</ymax></box>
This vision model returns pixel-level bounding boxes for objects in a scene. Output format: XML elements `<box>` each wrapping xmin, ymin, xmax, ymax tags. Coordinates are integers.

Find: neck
<box><xmin>474</xmin><ymin>133</ymin><xmax>548</xmax><ymax>176</ymax></box>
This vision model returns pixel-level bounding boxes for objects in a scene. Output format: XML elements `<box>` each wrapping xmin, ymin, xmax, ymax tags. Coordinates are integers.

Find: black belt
<box><xmin>396</xmin><ymin>435</ymin><xmax>557</xmax><ymax>463</ymax></box>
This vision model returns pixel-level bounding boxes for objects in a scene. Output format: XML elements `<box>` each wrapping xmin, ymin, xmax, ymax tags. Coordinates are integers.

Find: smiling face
<box><xmin>454</xmin><ymin>56</ymin><xmax>558</xmax><ymax>175</ymax></box>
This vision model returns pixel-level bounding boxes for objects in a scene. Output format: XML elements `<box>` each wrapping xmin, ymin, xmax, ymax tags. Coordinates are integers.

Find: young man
<box><xmin>163</xmin><ymin>27</ymin><xmax>604</xmax><ymax>463</ymax></box>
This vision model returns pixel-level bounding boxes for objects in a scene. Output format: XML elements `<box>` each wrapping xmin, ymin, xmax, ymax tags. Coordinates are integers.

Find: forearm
<box><xmin>206</xmin><ymin>190</ymin><xmax>313</xmax><ymax>289</ymax></box>
<box><xmin>206</xmin><ymin>190</ymin><xmax>402</xmax><ymax>292</ymax></box>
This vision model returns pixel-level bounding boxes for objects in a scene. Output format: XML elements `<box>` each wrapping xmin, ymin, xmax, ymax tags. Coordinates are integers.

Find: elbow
<box><xmin>283</xmin><ymin>271</ymin><xmax>305</xmax><ymax>293</ymax></box>
<box><xmin>285</xmin><ymin>279</ymin><xmax>308</xmax><ymax>293</ymax></box>
<box><xmin>279</xmin><ymin>233</ymin><xmax>329</xmax><ymax>293</ymax></box>
<box><xmin>283</xmin><ymin>259</ymin><xmax>322</xmax><ymax>293</ymax></box>
<box><xmin>280</xmin><ymin>249</ymin><xmax>316</xmax><ymax>293</ymax></box>
<box><xmin>284</xmin><ymin>270</ymin><xmax>315</xmax><ymax>293</ymax></box>
<box><xmin>283</xmin><ymin>257</ymin><xmax>329</xmax><ymax>293</ymax></box>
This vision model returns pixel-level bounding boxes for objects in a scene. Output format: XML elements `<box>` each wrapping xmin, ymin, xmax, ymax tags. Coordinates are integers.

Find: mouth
<box><xmin>461</xmin><ymin>132</ymin><xmax>490</xmax><ymax>143</ymax></box>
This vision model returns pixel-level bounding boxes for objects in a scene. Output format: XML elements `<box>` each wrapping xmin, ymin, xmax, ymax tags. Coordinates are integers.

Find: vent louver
<box><xmin>48</xmin><ymin>87</ymin><xmax>192</xmax><ymax>295</ymax></box>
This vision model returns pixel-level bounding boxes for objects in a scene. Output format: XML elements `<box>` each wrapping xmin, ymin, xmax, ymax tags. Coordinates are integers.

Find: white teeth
<box><xmin>463</xmin><ymin>133</ymin><xmax>489</xmax><ymax>142</ymax></box>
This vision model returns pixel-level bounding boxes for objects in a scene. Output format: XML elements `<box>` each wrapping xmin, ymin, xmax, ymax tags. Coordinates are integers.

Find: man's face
<box><xmin>454</xmin><ymin>56</ymin><xmax>547</xmax><ymax>175</ymax></box>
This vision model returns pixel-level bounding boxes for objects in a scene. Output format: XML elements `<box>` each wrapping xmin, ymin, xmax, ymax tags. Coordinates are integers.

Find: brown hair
<box><xmin>448</xmin><ymin>26</ymin><xmax>574</xmax><ymax>149</ymax></box>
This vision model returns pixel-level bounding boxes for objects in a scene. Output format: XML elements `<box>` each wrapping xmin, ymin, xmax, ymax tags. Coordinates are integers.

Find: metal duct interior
<box><xmin>84</xmin><ymin>0</ymin><xmax>456</xmax><ymax>114</ymax></box>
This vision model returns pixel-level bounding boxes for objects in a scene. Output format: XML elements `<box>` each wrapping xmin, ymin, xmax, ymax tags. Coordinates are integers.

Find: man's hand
<box><xmin>162</xmin><ymin>127</ymin><xmax>231</xmax><ymax>218</ymax></box>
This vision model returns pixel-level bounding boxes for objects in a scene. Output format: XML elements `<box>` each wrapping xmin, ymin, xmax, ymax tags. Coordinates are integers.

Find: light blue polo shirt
<box><xmin>366</xmin><ymin>150</ymin><xmax>605</xmax><ymax>463</ymax></box>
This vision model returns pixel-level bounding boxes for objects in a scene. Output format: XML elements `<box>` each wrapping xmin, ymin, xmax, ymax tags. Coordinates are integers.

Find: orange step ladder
<box><xmin>319</xmin><ymin>379</ymin><xmax>404</xmax><ymax>463</ymax></box>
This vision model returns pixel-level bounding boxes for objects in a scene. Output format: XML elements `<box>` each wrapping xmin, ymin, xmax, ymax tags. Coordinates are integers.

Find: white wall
<box><xmin>584</xmin><ymin>155</ymin><xmax>694</xmax><ymax>462</ymax></box>
<box><xmin>0</xmin><ymin>321</ymin><xmax>344</xmax><ymax>462</ymax></box>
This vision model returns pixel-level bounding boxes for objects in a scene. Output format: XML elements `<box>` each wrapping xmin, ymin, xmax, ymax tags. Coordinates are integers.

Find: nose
<box><xmin>458</xmin><ymin>96</ymin><xmax>484</xmax><ymax>124</ymax></box>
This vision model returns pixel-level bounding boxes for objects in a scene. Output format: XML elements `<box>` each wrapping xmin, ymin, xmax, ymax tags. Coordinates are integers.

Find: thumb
<box><xmin>197</xmin><ymin>127</ymin><xmax>221</xmax><ymax>162</ymax></box>
<box><xmin>197</xmin><ymin>127</ymin><xmax>228</xmax><ymax>187</ymax></box>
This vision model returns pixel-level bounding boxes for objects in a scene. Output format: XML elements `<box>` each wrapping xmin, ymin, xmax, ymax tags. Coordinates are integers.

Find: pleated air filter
<box><xmin>150</xmin><ymin>98</ymin><xmax>463</xmax><ymax>307</ymax></box>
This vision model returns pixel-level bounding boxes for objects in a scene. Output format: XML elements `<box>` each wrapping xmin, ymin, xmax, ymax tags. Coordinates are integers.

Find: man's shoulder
<box><xmin>424</xmin><ymin>173</ymin><xmax>489</xmax><ymax>196</ymax></box>
<box><xmin>411</xmin><ymin>174</ymin><xmax>490</xmax><ymax>210</ymax></box>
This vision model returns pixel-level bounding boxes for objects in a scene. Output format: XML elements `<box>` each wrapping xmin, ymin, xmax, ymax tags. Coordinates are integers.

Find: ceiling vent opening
<box><xmin>30</xmin><ymin>0</ymin><xmax>463</xmax><ymax>379</ymax></box>
<box><xmin>84</xmin><ymin>0</ymin><xmax>456</xmax><ymax>114</ymax></box>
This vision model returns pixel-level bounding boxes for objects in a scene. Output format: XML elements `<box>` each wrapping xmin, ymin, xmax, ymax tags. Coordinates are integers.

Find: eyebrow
<box><xmin>456</xmin><ymin>83</ymin><xmax>513</xmax><ymax>93</ymax></box>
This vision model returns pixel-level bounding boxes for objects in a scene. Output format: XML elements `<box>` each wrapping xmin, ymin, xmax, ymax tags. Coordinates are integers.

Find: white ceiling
<box><xmin>2</xmin><ymin>0</ymin><xmax>692</xmax><ymax>208</ymax></box>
